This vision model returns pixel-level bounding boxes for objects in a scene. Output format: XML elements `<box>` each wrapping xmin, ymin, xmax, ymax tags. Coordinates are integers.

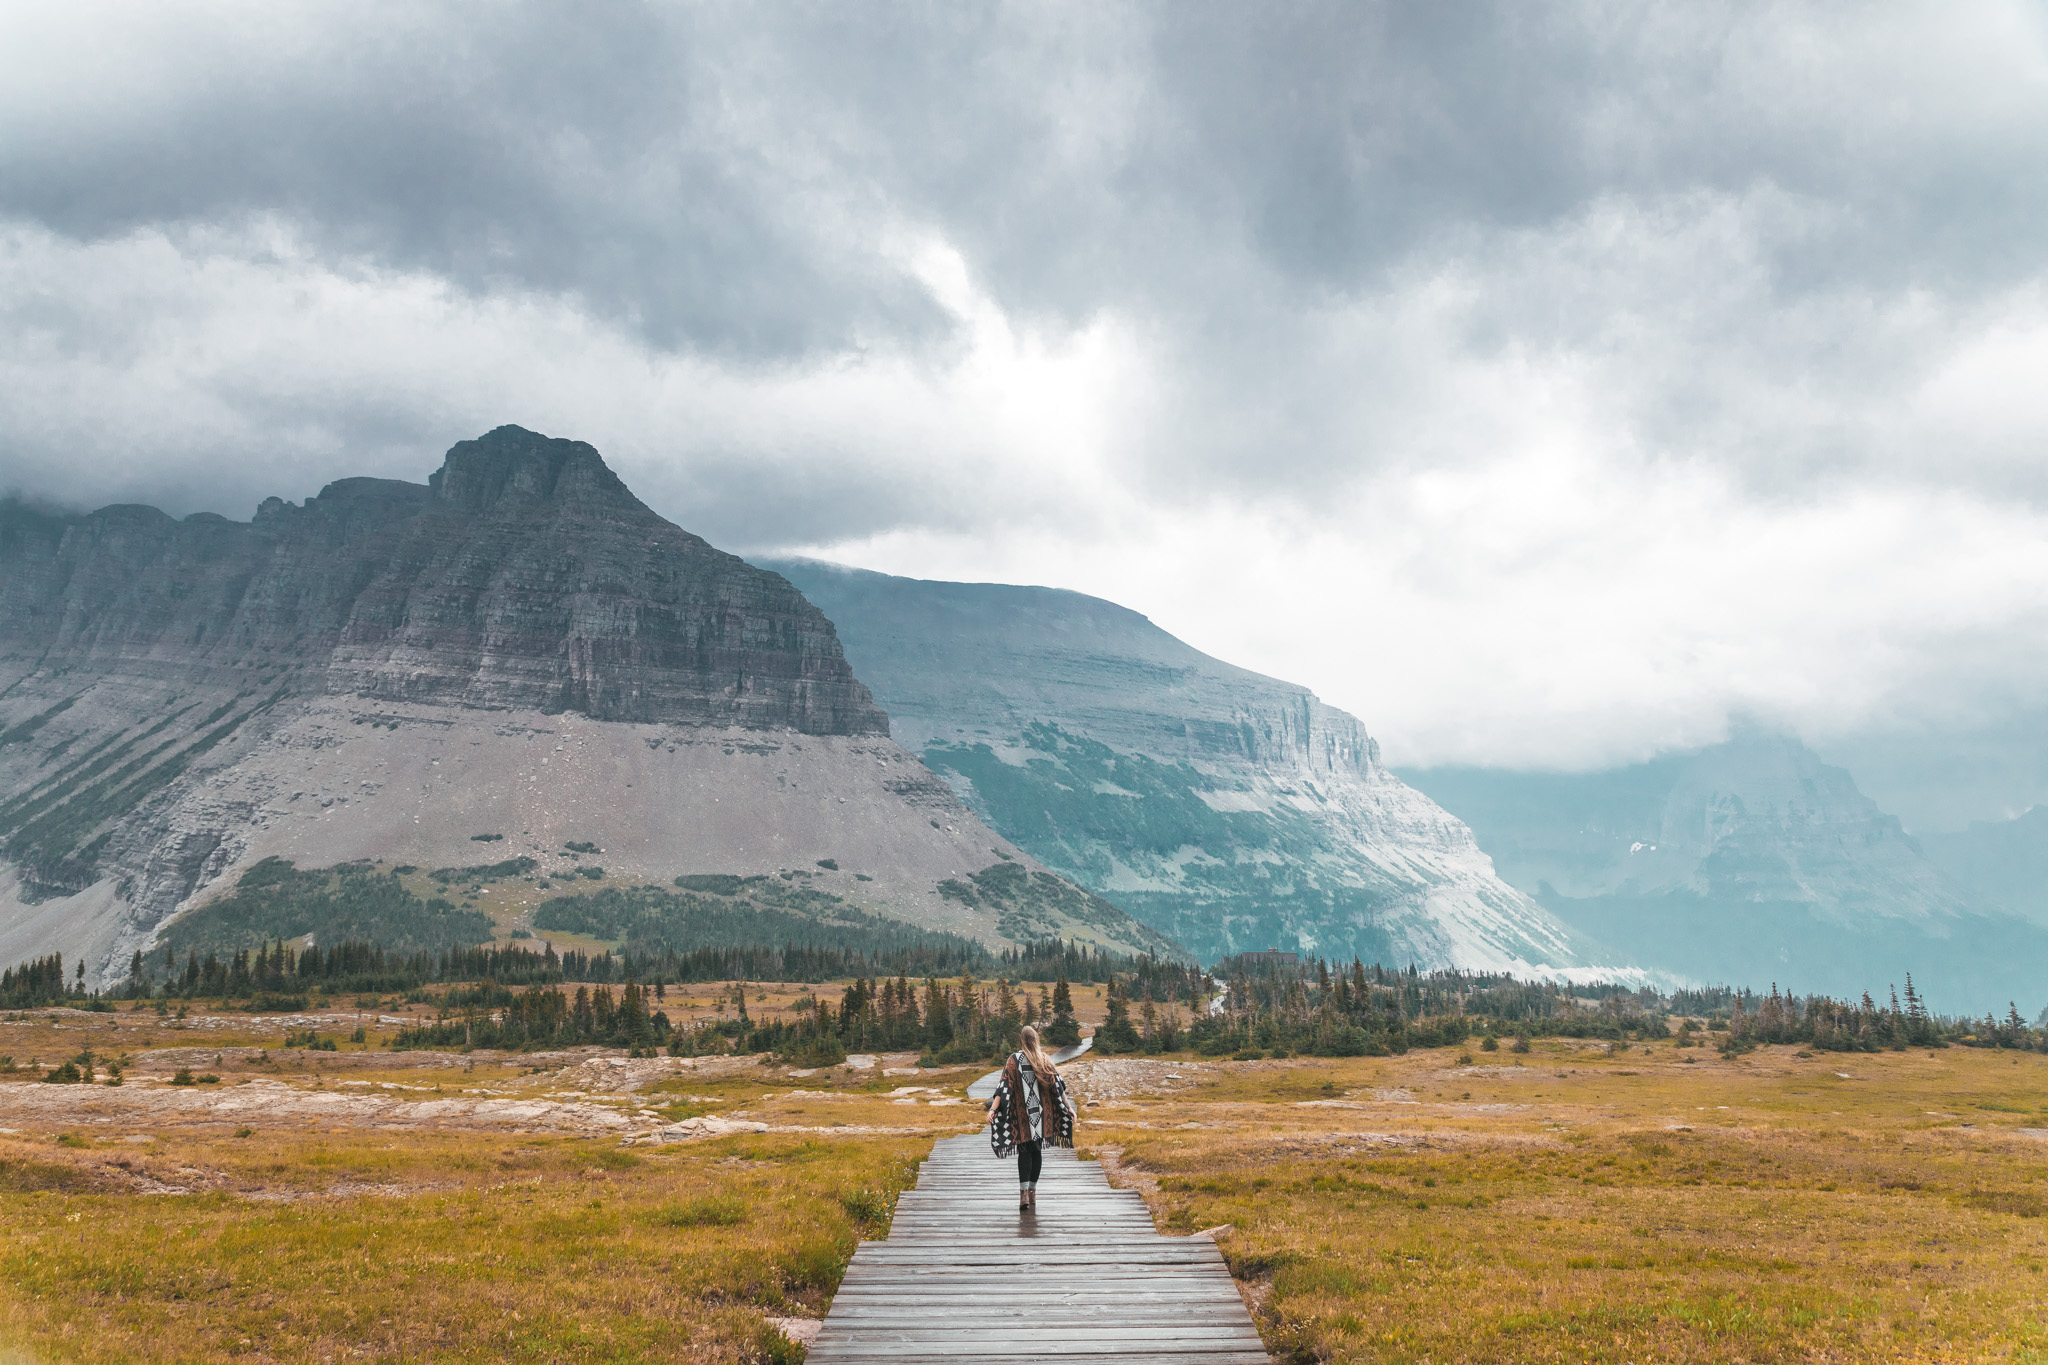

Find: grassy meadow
<box><xmin>3</xmin><ymin>998</ymin><xmax>2046</xmax><ymax>1361</ymax></box>
<box><xmin>1084</xmin><ymin>1039</ymin><xmax>2048</xmax><ymax>1363</ymax></box>
<box><xmin>0</xmin><ymin>1124</ymin><xmax>927</xmax><ymax>1362</ymax></box>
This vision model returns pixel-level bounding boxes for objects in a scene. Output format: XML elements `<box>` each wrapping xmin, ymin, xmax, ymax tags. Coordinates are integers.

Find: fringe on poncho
<box><xmin>988</xmin><ymin>1050</ymin><xmax>1075</xmax><ymax>1158</ymax></box>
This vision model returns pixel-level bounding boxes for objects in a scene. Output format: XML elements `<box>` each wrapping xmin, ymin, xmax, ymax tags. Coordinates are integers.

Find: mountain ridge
<box><xmin>0</xmin><ymin>429</ymin><xmax>1174</xmax><ymax>984</ymax></box>
<box><xmin>3</xmin><ymin>426</ymin><xmax>887</xmax><ymax>735</ymax></box>
<box><xmin>764</xmin><ymin>558</ymin><xmax>1631</xmax><ymax>980</ymax></box>
<box><xmin>1402</xmin><ymin>730</ymin><xmax>2048</xmax><ymax>1012</ymax></box>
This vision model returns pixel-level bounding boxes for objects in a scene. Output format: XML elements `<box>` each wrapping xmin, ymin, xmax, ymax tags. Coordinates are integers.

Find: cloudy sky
<box><xmin>4</xmin><ymin>2</ymin><xmax>2047</xmax><ymax>823</ymax></box>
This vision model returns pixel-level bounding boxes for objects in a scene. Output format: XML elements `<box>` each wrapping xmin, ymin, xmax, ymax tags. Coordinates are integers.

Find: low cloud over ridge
<box><xmin>4</xmin><ymin>2</ymin><xmax>2048</xmax><ymax>796</ymax></box>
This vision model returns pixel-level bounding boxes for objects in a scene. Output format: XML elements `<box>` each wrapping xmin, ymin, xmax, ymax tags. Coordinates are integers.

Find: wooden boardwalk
<box><xmin>807</xmin><ymin>1135</ymin><xmax>1270</xmax><ymax>1364</ymax></box>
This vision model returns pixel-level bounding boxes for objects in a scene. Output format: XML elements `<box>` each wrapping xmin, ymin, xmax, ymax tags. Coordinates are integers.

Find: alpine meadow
<box><xmin>6</xmin><ymin>6</ymin><xmax>2048</xmax><ymax>1363</ymax></box>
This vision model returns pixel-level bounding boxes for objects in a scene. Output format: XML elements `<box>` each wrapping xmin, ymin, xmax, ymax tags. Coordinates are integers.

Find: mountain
<box><xmin>1921</xmin><ymin>806</ymin><xmax>2048</xmax><ymax>927</ymax></box>
<box><xmin>0</xmin><ymin>427</ymin><xmax>1175</xmax><ymax>984</ymax></box>
<box><xmin>763</xmin><ymin>559</ymin><xmax>1628</xmax><ymax>979</ymax></box>
<box><xmin>1401</xmin><ymin>729</ymin><xmax>2048</xmax><ymax>1013</ymax></box>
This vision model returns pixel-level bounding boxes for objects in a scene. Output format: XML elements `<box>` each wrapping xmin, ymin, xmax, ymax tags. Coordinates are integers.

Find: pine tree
<box><xmin>1096</xmin><ymin>979</ymin><xmax>1141</xmax><ymax>1054</ymax></box>
<box><xmin>1045</xmin><ymin>976</ymin><xmax>1080</xmax><ymax>1047</ymax></box>
<box><xmin>620</xmin><ymin>980</ymin><xmax>651</xmax><ymax>1051</ymax></box>
<box><xmin>1903</xmin><ymin>975</ymin><xmax>1930</xmax><ymax>1045</ymax></box>
<box><xmin>923</xmin><ymin>978</ymin><xmax>954</xmax><ymax>1050</ymax></box>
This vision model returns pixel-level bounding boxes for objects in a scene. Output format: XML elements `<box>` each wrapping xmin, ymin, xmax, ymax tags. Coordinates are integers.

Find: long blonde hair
<box><xmin>1019</xmin><ymin>1024</ymin><xmax>1056</xmax><ymax>1079</ymax></box>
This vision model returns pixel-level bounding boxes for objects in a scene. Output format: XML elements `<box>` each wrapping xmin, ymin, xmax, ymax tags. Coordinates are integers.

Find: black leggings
<box><xmin>1016</xmin><ymin>1141</ymin><xmax>1042</xmax><ymax>1188</ymax></box>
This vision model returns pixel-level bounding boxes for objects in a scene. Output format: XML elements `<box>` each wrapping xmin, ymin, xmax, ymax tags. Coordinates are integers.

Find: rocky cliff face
<box><xmin>765</xmin><ymin>560</ymin><xmax>1629</xmax><ymax>979</ymax></box>
<box><xmin>1404</xmin><ymin>731</ymin><xmax>2048</xmax><ymax>1013</ymax></box>
<box><xmin>3</xmin><ymin>426</ymin><xmax>887</xmax><ymax>734</ymax></box>
<box><xmin>0</xmin><ymin>430</ymin><xmax>1175</xmax><ymax>983</ymax></box>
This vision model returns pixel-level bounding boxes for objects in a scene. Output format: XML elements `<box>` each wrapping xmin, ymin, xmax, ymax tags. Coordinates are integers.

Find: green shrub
<box><xmin>673</xmin><ymin>874</ymin><xmax>745</xmax><ymax>895</ymax></box>
<box><xmin>780</xmin><ymin>1033</ymin><xmax>848</xmax><ymax>1068</ymax></box>
<box><xmin>776</xmin><ymin>1238</ymin><xmax>850</xmax><ymax>1293</ymax></box>
<box><xmin>839</xmin><ymin>1187</ymin><xmax>894</xmax><ymax>1230</ymax></box>
<box><xmin>165</xmin><ymin>859</ymin><xmax>491</xmax><ymax>957</ymax></box>
<box><xmin>430</xmin><ymin>857</ymin><xmax>538</xmax><ymax>884</ymax></box>
<box><xmin>653</xmin><ymin>1195</ymin><xmax>747</xmax><ymax>1228</ymax></box>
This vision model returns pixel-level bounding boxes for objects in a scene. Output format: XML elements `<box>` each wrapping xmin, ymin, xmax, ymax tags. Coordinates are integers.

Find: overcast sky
<box><xmin>4</xmin><ymin>2</ymin><xmax>2047</xmax><ymax>817</ymax></box>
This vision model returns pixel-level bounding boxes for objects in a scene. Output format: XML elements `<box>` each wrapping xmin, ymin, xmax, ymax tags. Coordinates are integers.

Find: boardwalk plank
<box><xmin>807</xmin><ymin>1136</ymin><xmax>1269</xmax><ymax>1365</ymax></box>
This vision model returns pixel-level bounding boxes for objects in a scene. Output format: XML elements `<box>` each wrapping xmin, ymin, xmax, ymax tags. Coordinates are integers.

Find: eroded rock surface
<box><xmin>0</xmin><ymin>428</ymin><xmax>1175</xmax><ymax>979</ymax></box>
<box><xmin>771</xmin><ymin>559</ymin><xmax>1623</xmax><ymax>977</ymax></box>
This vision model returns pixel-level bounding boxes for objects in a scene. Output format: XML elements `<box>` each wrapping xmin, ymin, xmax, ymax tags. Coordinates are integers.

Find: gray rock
<box><xmin>767</xmin><ymin>558</ymin><xmax>1624</xmax><ymax>979</ymax></box>
<box><xmin>0</xmin><ymin>429</ymin><xmax>1172</xmax><ymax>984</ymax></box>
<box><xmin>1404</xmin><ymin>728</ymin><xmax>2048</xmax><ymax>1012</ymax></box>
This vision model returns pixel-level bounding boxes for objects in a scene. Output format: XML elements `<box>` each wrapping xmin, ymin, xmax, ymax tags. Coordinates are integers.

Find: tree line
<box><xmin>387</xmin><ymin>970</ymin><xmax>1096</xmax><ymax>1064</ymax></box>
<box><xmin>0</xmin><ymin>931</ymin><xmax>1153</xmax><ymax>1014</ymax></box>
<box><xmin>1190</xmin><ymin>955</ymin><xmax>2048</xmax><ymax>1059</ymax></box>
<box><xmin>10</xmin><ymin>938</ymin><xmax>2045</xmax><ymax>1064</ymax></box>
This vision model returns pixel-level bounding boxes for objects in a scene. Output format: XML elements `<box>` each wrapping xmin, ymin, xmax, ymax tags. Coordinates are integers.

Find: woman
<box><xmin>985</xmin><ymin>1024</ymin><xmax>1076</xmax><ymax>1213</ymax></box>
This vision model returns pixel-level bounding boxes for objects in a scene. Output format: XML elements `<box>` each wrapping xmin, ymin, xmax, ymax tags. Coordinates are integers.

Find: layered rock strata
<box><xmin>0</xmin><ymin>430</ymin><xmax>1173</xmax><ymax>982</ymax></box>
<box><xmin>767</xmin><ymin>559</ymin><xmax>1627</xmax><ymax>979</ymax></box>
<box><xmin>2</xmin><ymin>426</ymin><xmax>886</xmax><ymax>733</ymax></box>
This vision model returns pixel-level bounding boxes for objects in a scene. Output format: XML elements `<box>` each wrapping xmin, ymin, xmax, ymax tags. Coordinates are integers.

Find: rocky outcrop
<box><xmin>2</xmin><ymin>426</ymin><xmax>886</xmax><ymax>735</ymax></box>
<box><xmin>0</xmin><ymin>430</ymin><xmax>1180</xmax><ymax>984</ymax></box>
<box><xmin>765</xmin><ymin>559</ymin><xmax>1626</xmax><ymax>979</ymax></box>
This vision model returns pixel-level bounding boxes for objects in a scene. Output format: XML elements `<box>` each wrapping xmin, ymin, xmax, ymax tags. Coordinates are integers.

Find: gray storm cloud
<box><xmin>3</xmin><ymin>1</ymin><xmax>2047</xmax><ymax>806</ymax></box>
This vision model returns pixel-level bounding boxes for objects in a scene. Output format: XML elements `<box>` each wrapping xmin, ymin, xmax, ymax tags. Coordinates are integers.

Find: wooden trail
<box><xmin>807</xmin><ymin>1135</ymin><xmax>1270</xmax><ymax>1364</ymax></box>
<box><xmin>966</xmin><ymin>1036</ymin><xmax>1092</xmax><ymax>1102</ymax></box>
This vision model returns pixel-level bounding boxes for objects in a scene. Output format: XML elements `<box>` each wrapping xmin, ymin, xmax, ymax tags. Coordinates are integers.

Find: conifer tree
<box><xmin>1045</xmin><ymin>976</ymin><xmax>1080</xmax><ymax>1047</ymax></box>
<box><xmin>1096</xmin><ymin>979</ymin><xmax>1141</xmax><ymax>1054</ymax></box>
<box><xmin>923</xmin><ymin>978</ymin><xmax>954</xmax><ymax>1049</ymax></box>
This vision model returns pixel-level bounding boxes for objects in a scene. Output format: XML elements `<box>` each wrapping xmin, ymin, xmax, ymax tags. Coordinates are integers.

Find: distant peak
<box><xmin>429</xmin><ymin>425</ymin><xmax>638</xmax><ymax>513</ymax></box>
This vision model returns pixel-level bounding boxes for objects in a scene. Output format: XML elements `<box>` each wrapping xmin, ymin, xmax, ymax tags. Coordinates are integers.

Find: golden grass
<box><xmin>12</xmin><ymin>1004</ymin><xmax>2044</xmax><ymax>1362</ymax></box>
<box><xmin>0</xmin><ymin>1127</ymin><xmax>928</xmax><ymax>1363</ymax></box>
<box><xmin>1082</xmin><ymin>1040</ymin><xmax>2048</xmax><ymax>1363</ymax></box>
<box><xmin>0</xmin><ymin>998</ymin><xmax>985</xmax><ymax>1363</ymax></box>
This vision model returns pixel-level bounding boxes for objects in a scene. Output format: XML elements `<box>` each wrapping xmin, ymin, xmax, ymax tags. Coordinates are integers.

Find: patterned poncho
<box><xmin>988</xmin><ymin>1050</ymin><xmax>1075</xmax><ymax>1158</ymax></box>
